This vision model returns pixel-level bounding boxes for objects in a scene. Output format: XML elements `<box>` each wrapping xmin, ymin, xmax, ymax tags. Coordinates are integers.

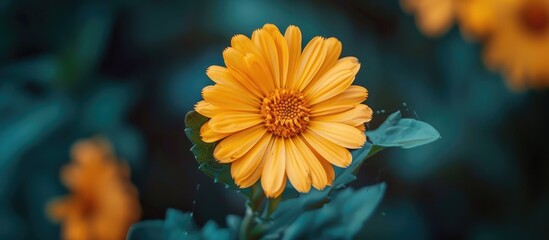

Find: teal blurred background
<box><xmin>1</xmin><ymin>0</ymin><xmax>548</xmax><ymax>239</ymax></box>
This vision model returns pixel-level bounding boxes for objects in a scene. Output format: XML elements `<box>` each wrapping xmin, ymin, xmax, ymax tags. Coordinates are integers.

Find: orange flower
<box><xmin>478</xmin><ymin>0</ymin><xmax>549</xmax><ymax>89</ymax></box>
<box><xmin>48</xmin><ymin>137</ymin><xmax>141</xmax><ymax>240</ymax></box>
<box><xmin>195</xmin><ymin>24</ymin><xmax>372</xmax><ymax>198</ymax></box>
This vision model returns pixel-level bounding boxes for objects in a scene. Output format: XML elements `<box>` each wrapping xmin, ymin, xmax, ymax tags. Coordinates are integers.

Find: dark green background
<box><xmin>1</xmin><ymin>0</ymin><xmax>548</xmax><ymax>239</ymax></box>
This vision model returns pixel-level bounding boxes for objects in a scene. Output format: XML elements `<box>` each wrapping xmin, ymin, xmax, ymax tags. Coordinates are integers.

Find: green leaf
<box><xmin>164</xmin><ymin>209</ymin><xmax>197</xmax><ymax>240</ymax></box>
<box><xmin>127</xmin><ymin>209</ymin><xmax>237</xmax><ymax>240</ymax></box>
<box><xmin>367</xmin><ymin>111</ymin><xmax>441</xmax><ymax>149</ymax></box>
<box><xmin>225</xmin><ymin>215</ymin><xmax>242</xmax><ymax>234</ymax></box>
<box><xmin>333</xmin><ymin>142</ymin><xmax>373</xmax><ymax>187</ymax></box>
<box><xmin>281</xmin><ymin>183</ymin><xmax>386</xmax><ymax>240</ymax></box>
<box><xmin>202</xmin><ymin>221</ymin><xmax>232</xmax><ymax>240</ymax></box>
<box><xmin>127</xmin><ymin>220</ymin><xmax>165</xmax><ymax>240</ymax></box>
<box><xmin>335</xmin><ymin>111</ymin><xmax>440</xmax><ymax>186</ymax></box>
<box><xmin>184</xmin><ymin>111</ymin><xmax>250</xmax><ymax>197</ymax></box>
<box><xmin>263</xmin><ymin>189</ymin><xmax>332</xmax><ymax>237</ymax></box>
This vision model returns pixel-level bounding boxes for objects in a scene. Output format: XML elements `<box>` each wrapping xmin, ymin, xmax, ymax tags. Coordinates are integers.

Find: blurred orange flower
<box><xmin>457</xmin><ymin>0</ymin><xmax>498</xmax><ymax>39</ymax></box>
<box><xmin>48</xmin><ymin>137</ymin><xmax>141</xmax><ymax>240</ymax></box>
<box><xmin>401</xmin><ymin>0</ymin><xmax>459</xmax><ymax>37</ymax></box>
<box><xmin>479</xmin><ymin>0</ymin><xmax>549</xmax><ymax>89</ymax></box>
<box><xmin>403</xmin><ymin>0</ymin><xmax>549</xmax><ymax>90</ymax></box>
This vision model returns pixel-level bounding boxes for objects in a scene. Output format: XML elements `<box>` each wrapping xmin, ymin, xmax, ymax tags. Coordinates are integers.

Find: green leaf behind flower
<box><xmin>184</xmin><ymin>111</ymin><xmax>251</xmax><ymax>197</ymax></box>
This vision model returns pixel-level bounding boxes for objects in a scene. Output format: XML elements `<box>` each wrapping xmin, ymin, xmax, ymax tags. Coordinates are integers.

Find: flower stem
<box><xmin>239</xmin><ymin>184</ymin><xmax>265</xmax><ymax>239</ymax></box>
<box><xmin>250</xmin><ymin>184</ymin><xmax>265</xmax><ymax>212</ymax></box>
<box><xmin>239</xmin><ymin>206</ymin><xmax>255</xmax><ymax>240</ymax></box>
<box><xmin>266</xmin><ymin>195</ymin><xmax>282</xmax><ymax>218</ymax></box>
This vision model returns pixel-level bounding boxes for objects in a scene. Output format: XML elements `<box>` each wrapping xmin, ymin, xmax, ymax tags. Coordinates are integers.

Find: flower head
<box><xmin>477</xmin><ymin>0</ymin><xmax>549</xmax><ymax>89</ymax></box>
<box><xmin>48</xmin><ymin>137</ymin><xmax>141</xmax><ymax>240</ymax></box>
<box><xmin>195</xmin><ymin>24</ymin><xmax>372</xmax><ymax>198</ymax></box>
<box><xmin>403</xmin><ymin>0</ymin><xmax>549</xmax><ymax>89</ymax></box>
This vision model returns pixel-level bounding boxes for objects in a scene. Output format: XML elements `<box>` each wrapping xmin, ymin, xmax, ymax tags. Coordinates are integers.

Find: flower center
<box><xmin>261</xmin><ymin>89</ymin><xmax>310</xmax><ymax>138</ymax></box>
<box><xmin>519</xmin><ymin>1</ymin><xmax>549</xmax><ymax>35</ymax></box>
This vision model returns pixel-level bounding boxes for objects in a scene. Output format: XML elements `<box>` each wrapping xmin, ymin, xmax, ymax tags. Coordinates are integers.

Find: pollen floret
<box><xmin>261</xmin><ymin>89</ymin><xmax>311</xmax><ymax>138</ymax></box>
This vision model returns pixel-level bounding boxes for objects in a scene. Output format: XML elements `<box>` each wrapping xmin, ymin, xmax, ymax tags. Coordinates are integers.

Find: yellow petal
<box><xmin>312</xmin><ymin>104</ymin><xmax>373</xmax><ymax>126</ymax></box>
<box><xmin>302</xmin><ymin>130</ymin><xmax>352</xmax><ymax>168</ymax></box>
<box><xmin>317</xmin><ymin>38</ymin><xmax>342</xmax><ymax>75</ymax></box>
<box><xmin>261</xmin><ymin>138</ymin><xmax>287</xmax><ymax>198</ymax></box>
<box><xmin>231</xmin><ymin>34</ymin><xmax>263</xmax><ymax>58</ymax></box>
<box><xmin>284</xmin><ymin>25</ymin><xmax>302</xmax><ymax>89</ymax></box>
<box><xmin>340</xmin><ymin>56</ymin><xmax>361</xmax><ymax>74</ymax></box>
<box><xmin>231</xmin><ymin>134</ymin><xmax>273</xmax><ymax>187</ymax></box>
<box><xmin>232</xmin><ymin>33</ymin><xmax>275</xmax><ymax>94</ymax></box>
<box><xmin>308</xmin><ymin>121</ymin><xmax>366</xmax><ymax>149</ymax></box>
<box><xmin>271</xmin><ymin>177</ymin><xmax>287</xmax><ymax>198</ymax></box>
<box><xmin>294</xmin><ymin>37</ymin><xmax>327</xmax><ymax>91</ymax></box>
<box><xmin>252</xmin><ymin>29</ymin><xmax>280</xmax><ymax>89</ymax></box>
<box><xmin>304</xmin><ymin>37</ymin><xmax>342</xmax><ymax>91</ymax></box>
<box><xmin>214</xmin><ymin>125</ymin><xmax>267</xmax><ymax>163</ymax></box>
<box><xmin>202</xmin><ymin>85</ymin><xmax>260</xmax><ymax>112</ymax></box>
<box><xmin>356</xmin><ymin>123</ymin><xmax>366</xmax><ymax>132</ymax></box>
<box><xmin>305</xmin><ymin>57</ymin><xmax>360</xmax><ymax>105</ymax></box>
<box><xmin>208</xmin><ymin>111</ymin><xmax>263</xmax><ymax>134</ymax></box>
<box><xmin>311</xmin><ymin>85</ymin><xmax>368</xmax><ymax>116</ymax></box>
<box><xmin>206</xmin><ymin>65</ymin><xmax>235</xmax><ymax>86</ymax></box>
<box><xmin>200</xmin><ymin>121</ymin><xmax>231</xmax><ymax>143</ymax></box>
<box><xmin>223</xmin><ymin>47</ymin><xmax>267</xmax><ymax>97</ymax></box>
<box><xmin>262</xmin><ymin>24</ymin><xmax>289</xmax><ymax>89</ymax></box>
<box><xmin>292</xmin><ymin>136</ymin><xmax>328</xmax><ymax>190</ymax></box>
<box><xmin>234</xmin><ymin>162</ymin><xmax>263</xmax><ymax>188</ymax></box>
<box><xmin>244</xmin><ymin>53</ymin><xmax>275</xmax><ymax>93</ymax></box>
<box><xmin>206</xmin><ymin>65</ymin><xmax>259</xmax><ymax>96</ymax></box>
<box><xmin>262</xmin><ymin>23</ymin><xmax>282</xmax><ymax>37</ymax></box>
<box><xmin>285</xmin><ymin>138</ymin><xmax>312</xmax><ymax>193</ymax></box>
<box><xmin>194</xmin><ymin>100</ymin><xmax>219</xmax><ymax>118</ymax></box>
<box><xmin>319</xmin><ymin>157</ymin><xmax>335</xmax><ymax>186</ymax></box>
<box><xmin>307</xmin><ymin>146</ymin><xmax>336</xmax><ymax>186</ymax></box>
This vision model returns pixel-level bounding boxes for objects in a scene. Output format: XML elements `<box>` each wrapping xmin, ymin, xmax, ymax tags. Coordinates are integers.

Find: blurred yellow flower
<box><xmin>478</xmin><ymin>0</ymin><xmax>549</xmax><ymax>89</ymax></box>
<box><xmin>403</xmin><ymin>0</ymin><xmax>549</xmax><ymax>89</ymax></box>
<box><xmin>48</xmin><ymin>137</ymin><xmax>141</xmax><ymax>240</ymax></box>
<box><xmin>401</xmin><ymin>0</ymin><xmax>459</xmax><ymax>37</ymax></box>
<box><xmin>195</xmin><ymin>24</ymin><xmax>372</xmax><ymax>198</ymax></box>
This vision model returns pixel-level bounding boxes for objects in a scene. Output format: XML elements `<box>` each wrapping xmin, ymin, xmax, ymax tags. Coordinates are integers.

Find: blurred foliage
<box><xmin>128</xmin><ymin>209</ymin><xmax>238</xmax><ymax>240</ymax></box>
<box><xmin>0</xmin><ymin>0</ymin><xmax>548</xmax><ymax>239</ymax></box>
